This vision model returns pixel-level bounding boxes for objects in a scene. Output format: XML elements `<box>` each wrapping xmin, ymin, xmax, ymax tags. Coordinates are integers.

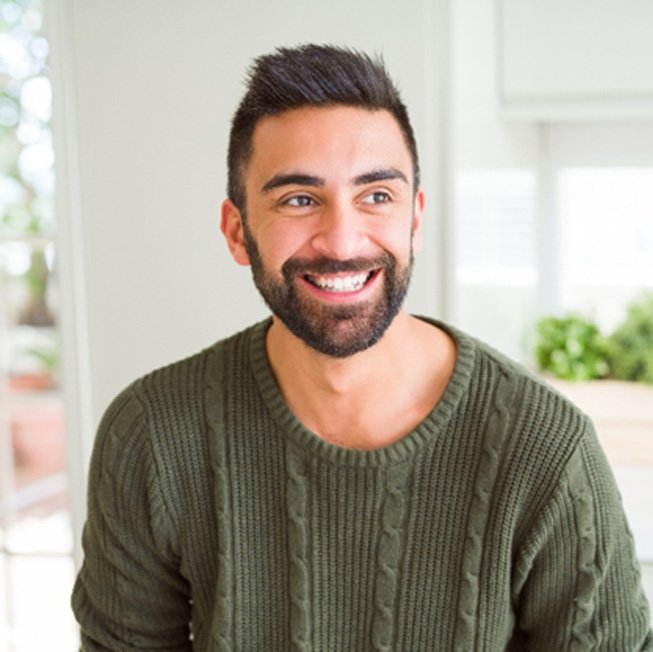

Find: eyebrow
<box><xmin>353</xmin><ymin>167</ymin><xmax>408</xmax><ymax>186</ymax></box>
<box><xmin>261</xmin><ymin>174</ymin><xmax>325</xmax><ymax>193</ymax></box>
<box><xmin>260</xmin><ymin>167</ymin><xmax>409</xmax><ymax>194</ymax></box>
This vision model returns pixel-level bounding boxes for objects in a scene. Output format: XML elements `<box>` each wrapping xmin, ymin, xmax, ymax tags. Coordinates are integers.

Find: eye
<box><xmin>361</xmin><ymin>191</ymin><xmax>392</xmax><ymax>205</ymax></box>
<box><xmin>284</xmin><ymin>195</ymin><xmax>316</xmax><ymax>208</ymax></box>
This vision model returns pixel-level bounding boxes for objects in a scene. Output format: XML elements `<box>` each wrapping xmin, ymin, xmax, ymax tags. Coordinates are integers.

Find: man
<box><xmin>73</xmin><ymin>44</ymin><xmax>652</xmax><ymax>650</ymax></box>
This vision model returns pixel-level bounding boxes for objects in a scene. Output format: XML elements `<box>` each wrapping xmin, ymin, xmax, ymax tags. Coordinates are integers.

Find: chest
<box><xmin>186</xmin><ymin>437</ymin><xmax>518</xmax><ymax>651</ymax></box>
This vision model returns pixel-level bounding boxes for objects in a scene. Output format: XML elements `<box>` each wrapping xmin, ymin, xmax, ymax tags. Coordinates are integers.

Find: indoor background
<box><xmin>1</xmin><ymin>0</ymin><xmax>652</xmax><ymax>649</ymax></box>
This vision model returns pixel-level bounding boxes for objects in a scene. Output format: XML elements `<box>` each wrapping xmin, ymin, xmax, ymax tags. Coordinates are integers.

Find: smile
<box><xmin>304</xmin><ymin>271</ymin><xmax>375</xmax><ymax>293</ymax></box>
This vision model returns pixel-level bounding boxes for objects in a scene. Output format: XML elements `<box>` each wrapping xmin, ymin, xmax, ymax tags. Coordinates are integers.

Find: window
<box><xmin>558</xmin><ymin>167</ymin><xmax>653</xmax><ymax>330</ymax></box>
<box><xmin>0</xmin><ymin>1</ymin><xmax>77</xmax><ymax>649</ymax></box>
<box><xmin>453</xmin><ymin>168</ymin><xmax>538</xmax><ymax>361</ymax></box>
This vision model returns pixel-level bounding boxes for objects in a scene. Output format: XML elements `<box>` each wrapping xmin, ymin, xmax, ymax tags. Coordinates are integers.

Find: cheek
<box><xmin>256</xmin><ymin>222</ymin><xmax>313</xmax><ymax>268</ymax></box>
<box><xmin>372</xmin><ymin>220</ymin><xmax>415</xmax><ymax>256</ymax></box>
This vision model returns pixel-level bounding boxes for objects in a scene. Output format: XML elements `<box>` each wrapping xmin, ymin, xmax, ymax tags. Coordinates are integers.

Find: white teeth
<box><xmin>310</xmin><ymin>272</ymin><xmax>369</xmax><ymax>292</ymax></box>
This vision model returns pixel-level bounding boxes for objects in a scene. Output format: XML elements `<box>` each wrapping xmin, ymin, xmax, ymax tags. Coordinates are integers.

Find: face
<box><xmin>222</xmin><ymin>105</ymin><xmax>424</xmax><ymax>358</ymax></box>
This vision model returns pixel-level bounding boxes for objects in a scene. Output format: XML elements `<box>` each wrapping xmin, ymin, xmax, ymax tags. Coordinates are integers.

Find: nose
<box><xmin>310</xmin><ymin>201</ymin><xmax>368</xmax><ymax>260</ymax></box>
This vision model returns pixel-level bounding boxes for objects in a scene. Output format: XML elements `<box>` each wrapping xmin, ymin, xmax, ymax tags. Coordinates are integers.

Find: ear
<box><xmin>411</xmin><ymin>187</ymin><xmax>425</xmax><ymax>254</ymax></box>
<box><xmin>220</xmin><ymin>199</ymin><xmax>251</xmax><ymax>266</ymax></box>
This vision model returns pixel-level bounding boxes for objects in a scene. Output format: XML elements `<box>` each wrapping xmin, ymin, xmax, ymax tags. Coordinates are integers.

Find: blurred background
<box><xmin>1</xmin><ymin>0</ymin><xmax>652</xmax><ymax>648</ymax></box>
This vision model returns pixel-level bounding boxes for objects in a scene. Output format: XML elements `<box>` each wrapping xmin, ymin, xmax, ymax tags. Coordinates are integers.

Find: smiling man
<box><xmin>72</xmin><ymin>45</ymin><xmax>652</xmax><ymax>650</ymax></box>
<box><xmin>232</xmin><ymin>107</ymin><xmax>418</xmax><ymax>361</ymax></box>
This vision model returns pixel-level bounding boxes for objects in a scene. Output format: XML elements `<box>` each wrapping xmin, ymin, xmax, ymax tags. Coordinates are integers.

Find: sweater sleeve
<box><xmin>512</xmin><ymin>421</ymin><xmax>653</xmax><ymax>650</ymax></box>
<box><xmin>71</xmin><ymin>386</ymin><xmax>193</xmax><ymax>651</ymax></box>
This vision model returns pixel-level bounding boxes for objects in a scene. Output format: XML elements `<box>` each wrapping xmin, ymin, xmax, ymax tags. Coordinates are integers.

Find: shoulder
<box><xmin>478</xmin><ymin>335</ymin><xmax>589</xmax><ymax>450</ymax></box>
<box><xmin>88</xmin><ymin>320</ymin><xmax>269</xmax><ymax>521</ymax></box>
<box><xmin>126</xmin><ymin>318</ymin><xmax>269</xmax><ymax>413</ymax></box>
<box><xmin>441</xmin><ymin>324</ymin><xmax>611</xmax><ymax>540</ymax></box>
<box><xmin>419</xmin><ymin>316</ymin><xmax>590</xmax><ymax>441</ymax></box>
<box><xmin>93</xmin><ymin>319</ymin><xmax>269</xmax><ymax>461</ymax></box>
<box><xmin>433</xmin><ymin>320</ymin><xmax>594</xmax><ymax>499</ymax></box>
<box><xmin>442</xmin><ymin>320</ymin><xmax>590</xmax><ymax>439</ymax></box>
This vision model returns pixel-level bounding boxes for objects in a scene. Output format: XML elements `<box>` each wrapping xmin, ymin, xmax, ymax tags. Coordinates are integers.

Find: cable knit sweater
<box><xmin>72</xmin><ymin>318</ymin><xmax>652</xmax><ymax>651</ymax></box>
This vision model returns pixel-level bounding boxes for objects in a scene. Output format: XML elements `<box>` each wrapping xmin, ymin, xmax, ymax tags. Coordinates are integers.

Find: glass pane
<box><xmin>454</xmin><ymin>169</ymin><xmax>538</xmax><ymax>362</ymax></box>
<box><xmin>558</xmin><ymin>167</ymin><xmax>653</xmax><ymax>330</ymax></box>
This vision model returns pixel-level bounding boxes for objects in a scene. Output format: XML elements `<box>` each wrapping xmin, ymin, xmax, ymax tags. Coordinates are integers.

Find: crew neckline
<box><xmin>246</xmin><ymin>317</ymin><xmax>477</xmax><ymax>468</ymax></box>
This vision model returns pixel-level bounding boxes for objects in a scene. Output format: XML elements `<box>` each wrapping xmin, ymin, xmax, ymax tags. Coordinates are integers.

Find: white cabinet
<box><xmin>498</xmin><ymin>0</ymin><xmax>653</xmax><ymax>120</ymax></box>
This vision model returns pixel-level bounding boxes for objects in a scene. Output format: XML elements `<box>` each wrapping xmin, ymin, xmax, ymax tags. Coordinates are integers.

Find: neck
<box><xmin>265</xmin><ymin>311</ymin><xmax>456</xmax><ymax>449</ymax></box>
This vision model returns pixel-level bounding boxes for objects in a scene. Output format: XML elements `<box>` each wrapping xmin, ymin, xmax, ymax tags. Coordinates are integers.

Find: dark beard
<box><xmin>242</xmin><ymin>223</ymin><xmax>413</xmax><ymax>358</ymax></box>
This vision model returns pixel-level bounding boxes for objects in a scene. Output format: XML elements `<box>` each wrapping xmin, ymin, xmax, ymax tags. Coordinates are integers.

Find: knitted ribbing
<box><xmin>371</xmin><ymin>463</ymin><xmax>410</xmax><ymax>651</ymax></box>
<box><xmin>205</xmin><ymin>344</ymin><xmax>234</xmax><ymax>651</ymax></box>
<box><xmin>285</xmin><ymin>446</ymin><xmax>311</xmax><ymax>651</ymax></box>
<box><xmin>250</xmin><ymin>319</ymin><xmax>476</xmax><ymax>468</ymax></box>
<box><xmin>568</xmin><ymin>453</ymin><xmax>597</xmax><ymax>650</ymax></box>
<box><xmin>453</xmin><ymin>366</ymin><xmax>517</xmax><ymax>650</ymax></box>
<box><xmin>71</xmin><ymin>318</ymin><xmax>653</xmax><ymax>651</ymax></box>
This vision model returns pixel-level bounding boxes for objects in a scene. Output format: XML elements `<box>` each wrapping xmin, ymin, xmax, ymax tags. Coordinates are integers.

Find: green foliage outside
<box><xmin>1</xmin><ymin>0</ymin><xmax>57</xmax><ymax>381</ymax></box>
<box><xmin>606</xmin><ymin>294</ymin><xmax>653</xmax><ymax>384</ymax></box>
<box><xmin>535</xmin><ymin>294</ymin><xmax>653</xmax><ymax>384</ymax></box>
<box><xmin>1</xmin><ymin>0</ymin><xmax>51</xmax><ymax>239</ymax></box>
<box><xmin>535</xmin><ymin>314</ymin><xmax>609</xmax><ymax>381</ymax></box>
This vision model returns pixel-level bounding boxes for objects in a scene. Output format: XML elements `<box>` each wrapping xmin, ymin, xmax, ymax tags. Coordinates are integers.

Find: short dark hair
<box><xmin>227</xmin><ymin>44</ymin><xmax>420</xmax><ymax>212</ymax></box>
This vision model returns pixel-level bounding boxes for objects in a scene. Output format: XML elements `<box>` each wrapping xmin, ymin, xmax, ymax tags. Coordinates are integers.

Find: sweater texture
<box><xmin>72</xmin><ymin>318</ymin><xmax>652</xmax><ymax>650</ymax></box>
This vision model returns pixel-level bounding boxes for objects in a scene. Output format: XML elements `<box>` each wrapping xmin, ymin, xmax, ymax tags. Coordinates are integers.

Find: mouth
<box><xmin>303</xmin><ymin>270</ymin><xmax>378</xmax><ymax>294</ymax></box>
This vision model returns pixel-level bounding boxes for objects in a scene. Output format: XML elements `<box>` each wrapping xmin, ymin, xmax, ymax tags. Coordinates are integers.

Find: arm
<box><xmin>72</xmin><ymin>387</ymin><xmax>193</xmax><ymax>651</ymax></box>
<box><xmin>513</xmin><ymin>423</ymin><xmax>652</xmax><ymax>650</ymax></box>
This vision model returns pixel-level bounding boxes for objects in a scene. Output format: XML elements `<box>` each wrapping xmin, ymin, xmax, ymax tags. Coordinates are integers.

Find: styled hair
<box><xmin>227</xmin><ymin>44</ymin><xmax>420</xmax><ymax>212</ymax></box>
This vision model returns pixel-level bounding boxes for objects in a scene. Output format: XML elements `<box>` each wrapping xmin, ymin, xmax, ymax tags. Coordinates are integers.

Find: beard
<box><xmin>242</xmin><ymin>223</ymin><xmax>414</xmax><ymax>358</ymax></box>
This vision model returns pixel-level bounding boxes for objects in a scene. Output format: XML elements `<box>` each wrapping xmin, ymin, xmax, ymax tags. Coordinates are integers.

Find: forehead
<box><xmin>245</xmin><ymin>106</ymin><xmax>413</xmax><ymax>187</ymax></box>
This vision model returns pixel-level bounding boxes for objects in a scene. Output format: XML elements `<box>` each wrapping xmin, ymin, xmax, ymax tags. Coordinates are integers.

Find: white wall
<box><xmin>51</xmin><ymin>0</ymin><xmax>445</xmax><ymax>433</ymax></box>
<box><xmin>453</xmin><ymin>0</ymin><xmax>539</xmax><ymax>170</ymax></box>
<box><xmin>499</xmin><ymin>0</ymin><xmax>653</xmax><ymax>120</ymax></box>
<box><xmin>450</xmin><ymin>0</ymin><xmax>541</xmax><ymax>360</ymax></box>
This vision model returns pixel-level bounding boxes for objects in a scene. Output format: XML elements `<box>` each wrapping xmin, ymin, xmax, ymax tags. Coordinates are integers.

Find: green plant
<box><xmin>534</xmin><ymin>314</ymin><xmax>609</xmax><ymax>381</ymax></box>
<box><xmin>28</xmin><ymin>341</ymin><xmax>59</xmax><ymax>375</ymax></box>
<box><xmin>1</xmin><ymin>0</ymin><xmax>55</xmax><ymax>328</ymax></box>
<box><xmin>606</xmin><ymin>294</ymin><xmax>653</xmax><ymax>384</ymax></box>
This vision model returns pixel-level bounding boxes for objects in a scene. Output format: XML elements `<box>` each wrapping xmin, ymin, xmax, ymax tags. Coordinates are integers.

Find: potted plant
<box><xmin>533</xmin><ymin>297</ymin><xmax>653</xmax><ymax>466</ymax></box>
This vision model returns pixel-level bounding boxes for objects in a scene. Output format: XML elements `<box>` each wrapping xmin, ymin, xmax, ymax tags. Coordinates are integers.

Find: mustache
<box><xmin>282</xmin><ymin>253</ymin><xmax>395</xmax><ymax>277</ymax></box>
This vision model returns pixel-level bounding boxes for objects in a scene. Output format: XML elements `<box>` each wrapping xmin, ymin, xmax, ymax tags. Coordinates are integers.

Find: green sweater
<box><xmin>73</xmin><ymin>319</ymin><xmax>652</xmax><ymax>651</ymax></box>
